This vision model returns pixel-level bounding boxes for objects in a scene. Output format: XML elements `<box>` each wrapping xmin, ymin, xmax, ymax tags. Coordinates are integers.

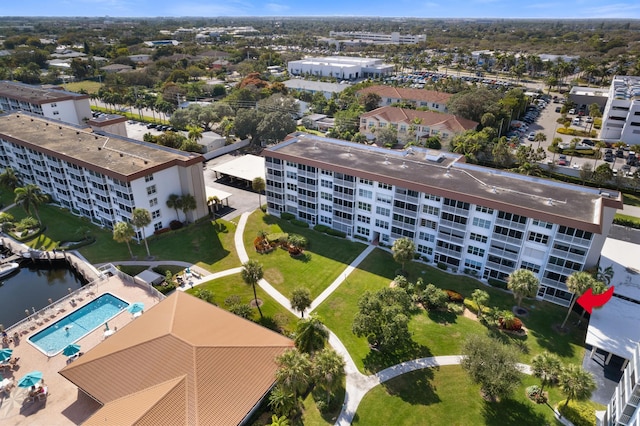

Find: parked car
<box><xmin>586</xmin><ymin>116</ymin><xmax>593</xmax><ymax>123</ymax></box>
<box><xmin>604</xmin><ymin>153</ymin><xmax>614</xmax><ymax>162</ymax></box>
<box><xmin>558</xmin><ymin>155</ymin><xmax>568</xmax><ymax>166</ymax></box>
<box><xmin>572</xmin><ymin>117</ymin><xmax>581</xmax><ymax>125</ymax></box>
<box><xmin>555</xmin><ymin>106</ymin><xmax>562</xmax><ymax>113</ymax></box>
<box><xmin>616</xmin><ymin>149</ymin><xmax>625</xmax><ymax>158</ymax></box>
<box><xmin>527</xmin><ymin>132</ymin><xmax>536</xmax><ymax>141</ymax></box>
<box><xmin>568</xmin><ymin>108</ymin><xmax>576</xmax><ymax>114</ymax></box>
<box><xmin>581</xmin><ymin>139</ymin><xmax>595</xmax><ymax>147</ymax></box>
<box><xmin>628</xmin><ymin>152</ymin><xmax>638</xmax><ymax>166</ymax></box>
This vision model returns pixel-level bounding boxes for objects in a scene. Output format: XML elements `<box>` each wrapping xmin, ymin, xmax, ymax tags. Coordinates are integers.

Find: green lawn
<box><xmin>186</xmin><ymin>272</ymin><xmax>298</xmax><ymax>335</ymax></box>
<box><xmin>63</xmin><ymin>81</ymin><xmax>102</xmax><ymax>94</ymax></box>
<box><xmin>7</xmin><ymin>204</ymin><xmax>239</xmax><ymax>268</ymax></box>
<box><xmin>623</xmin><ymin>193</ymin><xmax>640</xmax><ymax>207</ymax></box>
<box><xmin>242</xmin><ymin>210</ymin><xmax>366</xmax><ymax>299</ymax></box>
<box><xmin>353</xmin><ymin>366</ymin><xmax>565</xmax><ymax>426</ymax></box>
<box><xmin>317</xmin><ymin>248</ymin><xmax>587</xmax><ymax>373</ymax></box>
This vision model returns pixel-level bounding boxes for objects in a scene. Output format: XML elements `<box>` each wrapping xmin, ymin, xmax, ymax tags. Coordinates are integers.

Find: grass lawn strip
<box><xmin>242</xmin><ymin>210</ymin><xmax>365</xmax><ymax>299</ymax></box>
<box><xmin>6</xmin><ymin>204</ymin><xmax>239</xmax><ymax>268</ymax></box>
<box><xmin>186</xmin><ymin>273</ymin><xmax>298</xmax><ymax>335</ymax></box>
<box><xmin>317</xmin><ymin>248</ymin><xmax>587</xmax><ymax>374</ymax></box>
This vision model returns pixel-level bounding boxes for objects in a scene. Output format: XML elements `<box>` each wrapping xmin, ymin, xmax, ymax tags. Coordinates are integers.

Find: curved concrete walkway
<box><xmin>229</xmin><ymin>212</ymin><xmax>573</xmax><ymax>425</ymax></box>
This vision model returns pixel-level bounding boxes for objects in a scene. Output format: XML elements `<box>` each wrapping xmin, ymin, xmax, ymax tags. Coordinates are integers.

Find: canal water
<box><xmin>0</xmin><ymin>263</ymin><xmax>84</xmax><ymax>328</ymax></box>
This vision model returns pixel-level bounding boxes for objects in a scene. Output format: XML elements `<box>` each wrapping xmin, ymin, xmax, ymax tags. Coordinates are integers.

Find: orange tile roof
<box><xmin>60</xmin><ymin>291</ymin><xmax>294</xmax><ymax>426</ymax></box>
<box><xmin>361</xmin><ymin>106</ymin><xmax>478</xmax><ymax>133</ymax></box>
<box><xmin>357</xmin><ymin>85</ymin><xmax>453</xmax><ymax>104</ymax></box>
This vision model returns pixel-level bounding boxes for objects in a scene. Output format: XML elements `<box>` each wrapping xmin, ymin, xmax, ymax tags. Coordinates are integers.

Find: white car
<box><xmin>569</xmin><ymin>108</ymin><xmax>576</xmax><ymax>114</ymax></box>
<box><xmin>572</xmin><ymin>118</ymin><xmax>581</xmax><ymax>125</ymax></box>
<box><xmin>586</xmin><ymin>116</ymin><xmax>593</xmax><ymax>123</ymax></box>
<box><xmin>527</xmin><ymin>132</ymin><xmax>536</xmax><ymax>141</ymax></box>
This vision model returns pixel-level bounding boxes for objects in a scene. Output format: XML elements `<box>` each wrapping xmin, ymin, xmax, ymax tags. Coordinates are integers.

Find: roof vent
<box><xmin>313</xmin><ymin>142</ymin><xmax>318</xmax><ymax>150</ymax></box>
<box><xmin>45</xmin><ymin>123</ymin><xmax>49</xmax><ymax>126</ymax></box>
<box><xmin>347</xmin><ymin>148</ymin><xmax>352</xmax><ymax>156</ymax></box>
<box><xmin>401</xmin><ymin>162</ymin><xmax>408</xmax><ymax>169</ymax></box>
<box><xmin>120</xmin><ymin>153</ymin><xmax>123</xmax><ymax>157</ymax></box>
<box><xmin>76</xmin><ymin>131</ymin><xmax>80</xmax><ymax>135</ymax></box>
<box><xmin>383</xmin><ymin>155</ymin><xmax>390</xmax><ymax>165</ymax></box>
<box><xmin>547</xmin><ymin>198</ymin><xmax>554</xmax><ymax>206</ymax></box>
<box><xmin>492</xmin><ymin>186</ymin><xmax>497</xmax><ymax>194</ymax></box>
<box><xmin>98</xmin><ymin>147</ymin><xmax>101</xmax><ymax>151</ymax></box>
<box><xmin>58</xmin><ymin>126</ymin><xmax>62</xmax><ymax>130</ymax></box>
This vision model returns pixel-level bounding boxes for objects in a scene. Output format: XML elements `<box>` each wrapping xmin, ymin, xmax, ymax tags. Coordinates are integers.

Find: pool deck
<box><xmin>0</xmin><ymin>275</ymin><xmax>164</xmax><ymax>425</ymax></box>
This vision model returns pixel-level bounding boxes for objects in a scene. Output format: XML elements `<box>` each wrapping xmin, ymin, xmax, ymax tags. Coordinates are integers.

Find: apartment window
<box><xmin>321</xmin><ymin>170</ymin><xmax>333</xmax><ymax>176</ymax></box>
<box><xmin>149</xmin><ymin>198</ymin><xmax>158</xmax><ymax>207</ymax></box>
<box><xmin>53</xmin><ymin>111</ymin><xmax>59</xmax><ymax>115</ymax></box>
<box><xmin>152</xmin><ymin>210</ymin><xmax>161</xmax><ymax>219</ymax></box>
<box><xmin>287</xmin><ymin>183</ymin><xmax>297</xmax><ymax>191</ymax></box>
<box><xmin>287</xmin><ymin>194</ymin><xmax>297</xmax><ymax>202</ymax></box>
<box><xmin>358</xmin><ymin>201</ymin><xmax>372</xmax><ymax>212</ymax></box>
<box><xmin>376</xmin><ymin>206</ymin><xmax>390</xmax><ymax>216</ymax></box>
<box><xmin>375</xmin><ymin>219</ymin><xmax>389</xmax><ymax>229</ymax></box>
<box><xmin>420</xmin><ymin>219</ymin><xmax>437</xmax><ymax>229</ymax></box>
<box><xmin>424</xmin><ymin>194</ymin><xmax>440</xmax><ymax>202</ymax></box>
<box><xmin>475</xmin><ymin>205</ymin><xmax>494</xmax><ymax>214</ymax></box>
<box><xmin>394</xmin><ymin>200</ymin><xmax>418</xmax><ymax>211</ymax></box>
<box><xmin>376</xmin><ymin>194</ymin><xmax>392</xmax><ymax>204</ymax></box>
<box><xmin>393</xmin><ymin>214</ymin><xmax>416</xmax><ymax>226</ymax></box>
<box><xmin>520</xmin><ymin>261</ymin><xmax>541</xmax><ymax>274</ymax></box>
<box><xmin>532</xmin><ymin>219</ymin><xmax>553</xmax><ymax>229</ymax></box>
<box><xmin>378</xmin><ymin>182</ymin><xmax>392</xmax><ymax>190</ymax></box>
<box><xmin>417</xmin><ymin>245</ymin><xmax>433</xmax><ymax>256</ymax></box>
<box><xmin>472</xmin><ymin>217</ymin><xmax>491</xmax><ymax>229</ymax></box>
<box><xmin>359</xmin><ymin>178</ymin><xmax>373</xmax><ymax>185</ymax></box>
<box><xmin>358</xmin><ymin>188</ymin><xmax>373</xmax><ymax>199</ymax></box>
<box><xmin>320</xmin><ymin>204</ymin><xmax>332</xmax><ymax>213</ymax></box>
<box><xmin>357</xmin><ymin>214</ymin><xmax>371</xmax><ymax>224</ymax></box>
<box><xmin>494</xmin><ymin>226</ymin><xmax>523</xmax><ymax>240</ymax></box>
<box><xmin>356</xmin><ymin>226</ymin><xmax>370</xmax><ymax>237</ymax></box>
<box><xmin>467</xmin><ymin>246</ymin><xmax>485</xmax><ymax>257</ymax></box>
<box><xmin>321</xmin><ymin>180</ymin><xmax>333</xmax><ymax>188</ymax></box>
<box><xmin>320</xmin><ymin>192</ymin><xmax>333</xmax><ymax>201</ymax></box>
<box><xmin>144</xmin><ymin>174</ymin><xmax>154</xmax><ymax>182</ymax></box>
<box><xmin>443</xmin><ymin>198</ymin><xmax>470</xmax><ymax>210</ymax></box>
<box><xmin>286</xmin><ymin>171</ymin><xmax>297</xmax><ymax>179</ymax></box>
<box><xmin>441</xmin><ymin>212</ymin><xmax>468</xmax><ymax>225</ymax></box>
<box><xmin>528</xmin><ymin>232</ymin><xmax>549</xmax><ymax>245</ymax></box>
<box><xmin>286</xmin><ymin>161</ymin><xmax>297</xmax><ymax>167</ymax></box>
<box><xmin>50</xmin><ymin>103</ymin><xmax>57</xmax><ymax>107</ymax></box>
<box><xmin>497</xmin><ymin>211</ymin><xmax>527</xmax><ymax>224</ymax></box>
<box><xmin>391</xmin><ymin>227</ymin><xmax>414</xmax><ymax>238</ymax></box>
<box><xmin>153</xmin><ymin>222</ymin><xmax>163</xmax><ymax>231</ymax></box>
<box><xmin>146</xmin><ymin>185</ymin><xmax>156</xmax><ymax>195</ymax></box>
<box><xmin>469</xmin><ymin>233</ymin><xmax>488</xmax><ymax>243</ymax></box>
<box><xmin>418</xmin><ymin>232</ymin><xmax>435</xmax><ymax>243</ymax></box>
<box><xmin>422</xmin><ymin>205</ymin><xmax>439</xmax><ymax>216</ymax></box>
<box><xmin>558</xmin><ymin>226</ymin><xmax>593</xmax><ymax>241</ymax></box>
<box><xmin>320</xmin><ymin>216</ymin><xmax>332</xmax><ymax>225</ymax></box>
<box><xmin>465</xmin><ymin>259</ymin><xmax>482</xmax><ymax>271</ymax></box>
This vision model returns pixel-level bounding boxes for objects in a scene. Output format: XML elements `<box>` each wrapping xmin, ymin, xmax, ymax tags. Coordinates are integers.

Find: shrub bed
<box><xmin>558</xmin><ymin>400</ymin><xmax>597</xmax><ymax>426</ymax></box>
<box><xmin>290</xmin><ymin>219</ymin><xmax>310</xmax><ymax>228</ymax></box>
<box><xmin>280</xmin><ymin>212</ymin><xmax>295</xmax><ymax>221</ymax></box>
<box><xmin>488</xmin><ymin>278</ymin><xmax>508</xmax><ymax>290</ymax></box>
<box><xmin>445</xmin><ymin>289</ymin><xmax>464</xmax><ymax>303</ymax></box>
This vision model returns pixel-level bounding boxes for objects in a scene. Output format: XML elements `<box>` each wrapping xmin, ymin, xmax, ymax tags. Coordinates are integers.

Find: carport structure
<box><xmin>210</xmin><ymin>154</ymin><xmax>265</xmax><ymax>186</ymax></box>
<box><xmin>585</xmin><ymin>238</ymin><xmax>640</xmax><ymax>370</ymax></box>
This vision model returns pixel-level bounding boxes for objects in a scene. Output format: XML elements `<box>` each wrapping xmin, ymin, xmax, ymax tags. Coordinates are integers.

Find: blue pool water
<box><xmin>29</xmin><ymin>293</ymin><xmax>129</xmax><ymax>356</ymax></box>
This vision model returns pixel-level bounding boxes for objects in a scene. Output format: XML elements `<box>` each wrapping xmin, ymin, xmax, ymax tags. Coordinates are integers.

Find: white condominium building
<box><xmin>328</xmin><ymin>31</ymin><xmax>426</xmax><ymax>44</ymax></box>
<box><xmin>599</xmin><ymin>343</ymin><xmax>640</xmax><ymax>425</ymax></box>
<box><xmin>0</xmin><ymin>81</ymin><xmax>92</xmax><ymax>126</ymax></box>
<box><xmin>264</xmin><ymin>134</ymin><xmax>622</xmax><ymax>307</ymax></box>
<box><xmin>600</xmin><ymin>76</ymin><xmax>640</xmax><ymax>145</ymax></box>
<box><xmin>0</xmin><ymin>113</ymin><xmax>208</xmax><ymax>239</ymax></box>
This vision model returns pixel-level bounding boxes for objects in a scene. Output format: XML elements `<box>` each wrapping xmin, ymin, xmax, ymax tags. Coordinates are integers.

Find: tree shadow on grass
<box><xmin>487</xmin><ymin>326</ymin><xmax>531</xmax><ymax>355</ymax></box>
<box><xmin>363</xmin><ymin>340</ymin><xmax>433</xmax><ymax>373</ymax></box>
<box><xmin>427</xmin><ymin>309</ymin><xmax>458</xmax><ymax>325</ymax></box>
<box><xmin>311</xmin><ymin>384</ymin><xmax>346</xmax><ymax>424</ymax></box>
<box><xmin>529</xmin><ymin>328</ymin><xmax>575</xmax><ymax>359</ymax></box>
<box><xmin>381</xmin><ymin>368</ymin><xmax>441</xmax><ymax>406</ymax></box>
<box><xmin>482</xmin><ymin>398</ymin><xmax>554</xmax><ymax>426</ymax></box>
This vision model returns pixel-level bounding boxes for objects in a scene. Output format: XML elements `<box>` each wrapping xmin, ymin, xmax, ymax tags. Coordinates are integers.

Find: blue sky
<box><xmin>4</xmin><ymin>0</ymin><xmax>640</xmax><ymax>19</ymax></box>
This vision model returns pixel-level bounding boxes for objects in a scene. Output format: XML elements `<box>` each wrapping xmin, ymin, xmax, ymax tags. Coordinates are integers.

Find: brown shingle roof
<box><xmin>361</xmin><ymin>106</ymin><xmax>478</xmax><ymax>133</ymax></box>
<box><xmin>357</xmin><ymin>85</ymin><xmax>452</xmax><ymax>104</ymax></box>
<box><xmin>60</xmin><ymin>291</ymin><xmax>293</xmax><ymax>426</ymax></box>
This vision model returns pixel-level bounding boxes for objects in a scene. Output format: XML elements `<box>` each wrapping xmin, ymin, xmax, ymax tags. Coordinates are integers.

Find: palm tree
<box><xmin>241</xmin><ymin>260</ymin><xmax>264</xmax><ymax>318</ymax></box>
<box><xmin>268</xmin><ymin>386</ymin><xmax>296</xmax><ymax>418</ymax></box>
<box><xmin>180</xmin><ymin>193</ymin><xmax>197</xmax><ymax>223</ymax></box>
<box><xmin>131</xmin><ymin>208</ymin><xmax>152</xmax><ymax>258</ymax></box>
<box><xmin>312</xmin><ymin>347</ymin><xmax>346</xmax><ymax>404</ymax></box>
<box><xmin>533</xmin><ymin>132</ymin><xmax>547</xmax><ymax>149</ymax></box>
<box><xmin>294</xmin><ymin>314</ymin><xmax>328</xmax><ymax>354</ymax></box>
<box><xmin>506</xmin><ymin>269</ymin><xmax>540</xmax><ymax>308</ymax></box>
<box><xmin>269</xmin><ymin>414</ymin><xmax>290</xmax><ymax>426</ymax></box>
<box><xmin>252</xmin><ymin>177</ymin><xmax>266</xmax><ymax>210</ymax></box>
<box><xmin>275</xmin><ymin>348</ymin><xmax>311</xmax><ymax>399</ymax></box>
<box><xmin>14</xmin><ymin>184</ymin><xmax>47</xmax><ymax>224</ymax></box>
<box><xmin>471</xmin><ymin>289</ymin><xmax>489</xmax><ymax>321</ymax></box>
<box><xmin>166</xmin><ymin>194</ymin><xmax>183</xmax><ymax>221</ymax></box>
<box><xmin>531</xmin><ymin>351</ymin><xmax>563</xmax><ymax>392</ymax></box>
<box><xmin>0</xmin><ymin>167</ymin><xmax>21</xmax><ymax>191</ymax></box>
<box><xmin>290</xmin><ymin>287</ymin><xmax>312</xmax><ymax>318</ymax></box>
<box><xmin>596</xmin><ymin>265</ymin><xmax>614</xmax><ymax>286</ymax></box>
<box><xmin>561</xmin><ymin>271</ymin><xmax>597</xmax><ymax>329</ymax></box>
<box><xmin>186</xmin><ymin>125</ymin><xmax>204</xmax><ymax>143</ymax></box>
<box><xmin>391</xmin><ymin>237</ymin><xmax>416</xmax><ymax>272</ymax></box>
<box><xmin>112</xmin><ymin>221</ymin><xmax>135</xmax><ymax>258</ymax></box>
<box><xmin>559</xmin><ymin>364</ymin><xmax>596</xmax><ymax>408</ymax></box>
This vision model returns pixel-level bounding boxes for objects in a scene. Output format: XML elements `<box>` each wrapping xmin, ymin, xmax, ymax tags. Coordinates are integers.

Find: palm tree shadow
<box><xmin>482</xmin><ymin>398</ymin><xmax>553</xmax><ymax>426</ymax></box>
<box><xmin>363</xmin><ymin>341</ymin><xmax>433</xmax><ymax>373</ymax></box>
<box><xmin>381</xmin><ymin>368</ymin><xmax>440</xmax><ymax>406</ymax></box>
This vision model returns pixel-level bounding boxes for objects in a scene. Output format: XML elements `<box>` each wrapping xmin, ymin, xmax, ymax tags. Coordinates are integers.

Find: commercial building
<box><xmin>360</xmin><ymin>106</ymin><xmax>478</xmax><ymax>143</ymax></box>
<box><xmin>599</xmin><ymin>342</ymin><xmax>640</xmax><ymax>426</ymax></box>
<box><xmin>568</xmin><ymin>86</ymin><xmax>609</xmax><ymax>112</ymax></box>
<box><xmin>357</xmin><ymin>85</ymin><xmax>452</xmax><ymax>112</ymax></box>
<box><xmin>0</xmin><ymin>80</ymin><xmax>91</xmax><ymax>126</ymax></box>
<box><xmin>0</xmin><ymin>112</ymin><xmax>207</xmax><ymax>238</ymax></box>
<box><xmin>283</xmin><ymin>79</ymin><xmax>348</xmax><ymax>100</ymax></box>
<box><xmin>264</xmin><ymin>134</ymin><xmax>622</xmax><ymax>306</ymax></box>
<box><xmin>600</xmin><ymin>76</ymin><xmax>640</xmax><ymax>145</ymax></box>
<box><xmin>328</xmin><ymin>31</ymin><xmax>426</xmax><ymax>44</ymax></box>
<box><xmin>287</xmin><ymin>56</ymin><xmax>394</xmax><ymax>80</ymax></box>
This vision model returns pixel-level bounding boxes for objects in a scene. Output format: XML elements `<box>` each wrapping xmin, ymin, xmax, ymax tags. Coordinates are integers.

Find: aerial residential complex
<box><xmin>0</xmin><ymin>80</ymin><xmax>91</xmax><ymax>126</ymax></box>
<box><xmin>287</xmin><ymin>56</ymin><xmax>394</xmax><ymax>80</ymax></box>
<box><xmin>264</xmin><ymin>134</ymin><xmax>622</xmax><ymax>306</ymax></box>
<box><xmin>599</xmin><ymin>342</ymin><xmax>640</xmax><ymax>425</ymax></box>
<box><xmin>600</xmin><ymin>76</ymin><xmax>640</xmax><ymax>145</ymax></box>
<box><xmin>0</xmin><ymin>112</ymin><xmax>207</xmax><ymax>238</ymax></box>
<box><xmin>357</xmin><ymin>85</ymin><xmax>452</xmax><ymax>112</ymax></box>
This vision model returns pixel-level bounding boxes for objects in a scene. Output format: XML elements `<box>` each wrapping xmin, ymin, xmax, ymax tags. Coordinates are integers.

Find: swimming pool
<box><xmin>29</xmin><ymin>293</ymin><xmax>129</xmax><ymax>356</ymax></box>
